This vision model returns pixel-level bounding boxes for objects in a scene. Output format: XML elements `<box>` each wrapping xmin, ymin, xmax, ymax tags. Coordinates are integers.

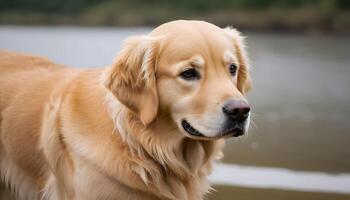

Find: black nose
<box><xmin>222</xmin><ymin>99</ymin><xmax>250</xmax><ymax>122</ymax></box>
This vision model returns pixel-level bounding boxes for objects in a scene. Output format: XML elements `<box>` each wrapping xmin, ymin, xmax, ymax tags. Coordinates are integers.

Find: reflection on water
<box><xmin>1</xmin><ymin>26</ymin><xmax>350</xmax><ymax>199</ymax></box>
<box><xmin>210</xmin><ymin>163</ymin><xmax>350</xmax><ymax>194</ymax></box>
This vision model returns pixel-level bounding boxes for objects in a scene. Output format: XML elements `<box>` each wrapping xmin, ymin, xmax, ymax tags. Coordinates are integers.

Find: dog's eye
<box><xmin>180</xmin><ymin>68</ymin><xmax>200</xmax><ymax>80</ymax></box>
<box><xmin>229</xmin><ymin>63</ymin><xmax>237</xmax><ymax>76</ymax></box>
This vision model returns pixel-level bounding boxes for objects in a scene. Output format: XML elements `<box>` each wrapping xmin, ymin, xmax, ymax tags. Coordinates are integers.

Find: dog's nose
<box><xmin>222</xmin><ymin>99</ymin><xmax>250</xmax><ymax>122</ymax></box>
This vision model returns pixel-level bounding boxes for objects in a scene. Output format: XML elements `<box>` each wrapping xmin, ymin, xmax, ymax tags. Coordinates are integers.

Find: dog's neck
<box><xmin>105</xmin><ymin>92</ymin><xmax>224</xmax><ymax>200</ymax></box>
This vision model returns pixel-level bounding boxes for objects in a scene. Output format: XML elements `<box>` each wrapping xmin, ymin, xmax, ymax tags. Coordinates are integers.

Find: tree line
<box><xmin>1</xmin><ymin>0</ymin><xmax>349</xmax><ymax>13</ymax></box>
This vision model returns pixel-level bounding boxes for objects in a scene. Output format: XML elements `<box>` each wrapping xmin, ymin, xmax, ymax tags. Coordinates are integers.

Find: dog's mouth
<box><xmin>181</xmin><ymin>119</ymin><xmax>245</xmax><ymax>138</ymax></box>
<box><xmin>181</xmin><ymin>120</ymin><xmax>205</xmax><ymax>137</ymax></box>
<box><xmin>221</xmin><ymin>122</ymin><xmax>245</xmax><ymax>137</ymax></box>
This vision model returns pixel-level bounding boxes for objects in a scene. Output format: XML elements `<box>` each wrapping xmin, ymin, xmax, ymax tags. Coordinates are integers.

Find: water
<box><xmin>1</xmin><ymin>26</ymin><xmax>350</xmax><ymax>200</ymax></box>
<box><xmin>209</xmin><ymin>163</ymin><xmax>350</xmax><ymax>194</ymax></box>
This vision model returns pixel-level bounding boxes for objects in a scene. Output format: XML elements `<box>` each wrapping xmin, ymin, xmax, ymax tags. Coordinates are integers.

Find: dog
<box><xmin>0</xmin><ymin>20</ymin><xmax>252</xmax><ymax>200</ymax></box>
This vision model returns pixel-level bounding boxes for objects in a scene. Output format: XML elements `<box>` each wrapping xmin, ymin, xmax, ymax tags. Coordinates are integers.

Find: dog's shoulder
<box><xmin>0</xmin><ymin>50</ymin><xmax>63</xmax><ymax>75</ymax></box>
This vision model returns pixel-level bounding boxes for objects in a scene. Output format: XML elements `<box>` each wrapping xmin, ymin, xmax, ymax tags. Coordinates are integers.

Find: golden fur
<box><xmin>0</xmin><ymin>20</ymin><xmax>251</xmax><ymax>200</ymax></box>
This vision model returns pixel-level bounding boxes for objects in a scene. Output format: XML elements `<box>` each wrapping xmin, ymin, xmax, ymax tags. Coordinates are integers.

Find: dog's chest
<box><xmin>73</xmin><ymin>163</ymin><xmax>160</xmax><ymax>200</ymax></box>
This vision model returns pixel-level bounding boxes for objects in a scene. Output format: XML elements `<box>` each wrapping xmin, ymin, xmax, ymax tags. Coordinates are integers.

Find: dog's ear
<box><xmin>224</xmin><ymin>27</ymin><xmax>252</xmax><ymax>94</ymax></box>
<box><xmin>104</xmin><ymin>36</ymin><xmax>160</xmax><ymax>126</ymax></box>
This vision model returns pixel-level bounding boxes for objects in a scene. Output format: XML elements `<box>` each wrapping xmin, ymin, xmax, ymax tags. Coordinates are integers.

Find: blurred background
<box><xmin>1</xmin><ymin>0</ymin><xmax>350</xmax><ymax>199</ymax></box>
<box><xmin>1</xmin><ymin>0</ymin><xmax>350</xmax><ymax>32</ymax></box>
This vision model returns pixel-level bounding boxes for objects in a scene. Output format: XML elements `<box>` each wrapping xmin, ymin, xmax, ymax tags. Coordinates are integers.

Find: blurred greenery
<box><xmin>1</xmin><ymin>0</ymin><xmax>350</xmax><ymax>13</ymax></box>
<box><xmin>0</xmin><ymin>0</ymin><xmax>349</xmax><ymax>32</ymax></box>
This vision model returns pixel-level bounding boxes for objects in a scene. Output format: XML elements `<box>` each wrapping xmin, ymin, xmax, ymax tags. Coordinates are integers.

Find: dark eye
<box><xmin>180</xmin><ymin>68</ymin><xmax>200</xmax><ymax>80</ymax></box>
<box><xmin>229</xmin><ymin>63</ymin><xmax>237</xmax><ymax>76</ymax></box>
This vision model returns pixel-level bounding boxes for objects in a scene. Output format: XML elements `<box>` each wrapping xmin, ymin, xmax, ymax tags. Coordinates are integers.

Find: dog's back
<box><xmin>0</xmin><ymin>51</ymin><xmax>78</xmax><ymax>199</ymax></box>
<box><xmin>0</xmin><ymin>50</ymin><xmax>63</xmax><ymax>110</ymax></box>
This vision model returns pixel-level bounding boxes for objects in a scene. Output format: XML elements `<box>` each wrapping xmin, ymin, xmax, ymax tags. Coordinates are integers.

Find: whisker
<box><xmin>250</xmin><ymin>119</ymin><xmax>258</xmax><ymax>130</ymax></box>
<box><xmin>250</xmin><ymin>112</ymin><xmax>259</xmax><ymax>117</ymax></box>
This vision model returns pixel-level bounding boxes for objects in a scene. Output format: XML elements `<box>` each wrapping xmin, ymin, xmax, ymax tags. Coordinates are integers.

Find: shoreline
<box><xmin>1</xmin><ymin>8</ymin><xmax>349</xmax><ymax>34</ymax></box>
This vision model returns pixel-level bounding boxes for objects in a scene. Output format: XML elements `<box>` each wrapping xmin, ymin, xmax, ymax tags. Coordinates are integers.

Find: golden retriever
<box><xmin>0</xmin><ymin>20</ymin><xmax>251</xmax><ymax>200</ymax></box>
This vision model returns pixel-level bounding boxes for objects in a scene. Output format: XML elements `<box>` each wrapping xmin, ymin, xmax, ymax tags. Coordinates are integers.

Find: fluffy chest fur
<box><xmin>51</xmin><ymin>75</ymin><xmax>224</xmax><ymax>200</ymax></box>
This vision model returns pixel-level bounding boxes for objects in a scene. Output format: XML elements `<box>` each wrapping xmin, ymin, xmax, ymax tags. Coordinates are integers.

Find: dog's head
<box><xmin>105</xmin><ymin>20</ymin><xmax>251</xmax><ymax>140</ymax></box>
